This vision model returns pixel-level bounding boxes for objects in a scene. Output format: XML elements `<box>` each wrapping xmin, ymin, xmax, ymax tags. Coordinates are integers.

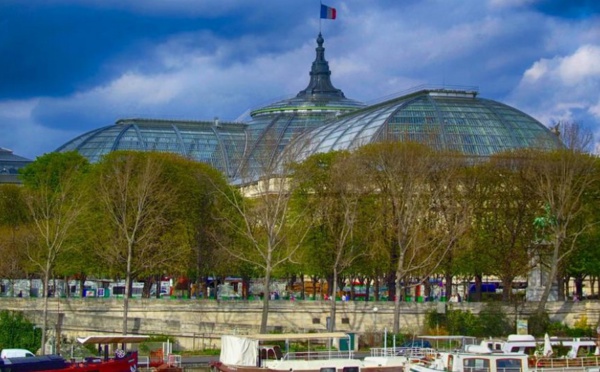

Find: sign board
<box><xmin>516</xmin><ymin>319</ymin><xmax>528</xmax><ymax>335</ymax></box>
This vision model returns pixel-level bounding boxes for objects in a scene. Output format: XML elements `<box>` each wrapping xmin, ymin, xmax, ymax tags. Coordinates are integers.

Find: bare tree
<box><xmin>355</xmin><ymin>142</ymin><xmax>471</xmax><ymax>333</ymax></box>
<box><xmin>527</xmin><ymin>146</ymin><xmax>600</xmax><ymax>310</ymax></box>
<box><xmin>551</xmin><ymin>121</ymin><xmax>595</xmax><ymax>152</ymax></box>
<box><xmin>215</xmin><ymin>132</ymin><xmax>309</xmax><ymax>333</ymax></box>
<box><xmin>90</xmin><ymin>152</ymin><xmax>185</xmax><ymax>334</ymax></box>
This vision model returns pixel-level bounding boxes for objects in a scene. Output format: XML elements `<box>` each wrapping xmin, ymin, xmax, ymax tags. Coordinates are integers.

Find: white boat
<box><xmin>210</xmin><ymin>332</ymin><xmax>410</xmax><ymax>372</ymax></box>
<box><xmin>409</xmin><ymin>345</ymin><xmax>529</xmax><ymax>372</ymax></box>
<box><xmin>409</xmin><ymin>338</ymin><xmax>600</xmax><ymax>372</ymax></box>
<box><xmin>481</xmin><ymin>334</ymin><xmax>599</xmax><ymax>357</ymax></box>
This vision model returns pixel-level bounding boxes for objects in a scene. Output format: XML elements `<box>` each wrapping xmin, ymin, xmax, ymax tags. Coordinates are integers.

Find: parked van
<box><xmin>1</xmin><ymin>348</ymin><xmax>35</xmax><ymax>358</ymax></box>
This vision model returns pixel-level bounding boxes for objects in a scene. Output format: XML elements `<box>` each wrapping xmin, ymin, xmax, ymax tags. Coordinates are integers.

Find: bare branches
<box><xmin>355</xmin><ymin>142</ymin><xmax>472</xmax><ymax>333</ymax></box>
<box><xmin>90</xmin><ymin>151</ymin><xmax>184</xmax><ymax>334</ymax></box>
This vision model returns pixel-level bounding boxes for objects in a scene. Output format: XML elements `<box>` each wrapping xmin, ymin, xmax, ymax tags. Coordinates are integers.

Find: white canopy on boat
<box><xmin>76</xmin><ymin>334</ymin><xmax>150</xmax><ymax>345</ymax></box>
<box><xmin>244</xmin><ymin>332</ymin><xmax>349</xmax><ymax>341</ymax></box>
<box><xmin>220</xmin><ymin>333</ymin><xmax>350</xmax><ymax>366</ymax></box>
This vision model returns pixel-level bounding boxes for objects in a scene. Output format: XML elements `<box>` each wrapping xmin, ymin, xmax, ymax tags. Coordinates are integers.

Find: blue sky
<box><xmin>1</xmin><ymin>0</ymin><xmax>599</xmax><ymax>159</ymax></box>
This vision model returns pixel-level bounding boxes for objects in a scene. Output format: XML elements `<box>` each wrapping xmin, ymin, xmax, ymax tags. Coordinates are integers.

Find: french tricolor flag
<box><xmin>320</xmin><ymin>4</ymin><xmax>336</xmax><ymax>20</ymax></box>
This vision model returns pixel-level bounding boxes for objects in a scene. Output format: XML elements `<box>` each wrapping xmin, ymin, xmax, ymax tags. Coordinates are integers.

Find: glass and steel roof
<box><xmin>55</xmin><ymin>118</ymin><xmax>248</xmax><ymax>178</ymax></box>
<box><xmin>288</xmin><ymin>87</ymin><xmax>564</xmax><ymax>161</ymax></box>
<box><xmin>236</xmin><ymin>33</ymin><xmax>365</xmax><ymax>181</ymax></box>
<box><xmin>0</xmin><ymin>147</ymin><xmax>32</xmax><ymax>184</ymax></box>
<box><xmin>53</xmin><ymin>33</ymin><xmax>564</xmax><ymax>184</ymax></box>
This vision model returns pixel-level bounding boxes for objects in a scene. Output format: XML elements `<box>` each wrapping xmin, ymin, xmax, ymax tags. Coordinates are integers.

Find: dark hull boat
<box><xmin>0</xmin><ymin>334</ymin><xmax>182</xmax><ymax>372</ymax></box>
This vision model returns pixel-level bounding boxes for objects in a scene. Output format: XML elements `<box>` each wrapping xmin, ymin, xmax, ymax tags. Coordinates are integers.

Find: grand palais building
<box><xmin>4</xmin><ymin>33</ymin><xmax>563</xmax><ymax>184</ymax></box>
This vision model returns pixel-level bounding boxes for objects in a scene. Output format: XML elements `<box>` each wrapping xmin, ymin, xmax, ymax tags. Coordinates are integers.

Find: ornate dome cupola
<box><xmin>247</xmin><ymin>33</ymin><xmax>364</xmax><ymax>118</ymax></box>
<box><xmin>296</xmin><ymin>32</ymin><xmax>346</xmax><ymax>100</ymax></box>
<box><xmin>237</xmin><ymin>33</ymin><xmax>365</xmax><ymax>182</ymax></box>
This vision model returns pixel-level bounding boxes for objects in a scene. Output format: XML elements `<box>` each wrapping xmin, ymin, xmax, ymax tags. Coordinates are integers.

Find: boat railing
<box><xmin>532</xmin><ymin>356</ymin><xmax>600</xmax><ymax>369</ymax></box>
<box><xmin>370</xmin><ymin>347</ymin><xmax>437</xmax><ymax>358</ymax></box>
<box><xmin>283</xmin><ymin>350</ymin><xmax>355</xmax><ymax>360</ymax></box>
<box><xmin>465</xmin><ymin>368</ymin><xmax>522</xmax><ymax>372</ymax></box>
<box><xmin>138</xmin><ymin>355</ymin><xmax>150</xmax><ymax>368</ymax></box>
<box><xmin>167</xmin><ymin>354</ymin><xmax>182</xmax><ymax>366</ymax></box>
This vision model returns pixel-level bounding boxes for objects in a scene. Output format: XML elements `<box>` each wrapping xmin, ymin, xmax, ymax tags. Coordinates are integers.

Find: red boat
<box><xmin>0</xmin><ymin>334</ymin><xmax>179</xmax><ymax>372</ymax></box>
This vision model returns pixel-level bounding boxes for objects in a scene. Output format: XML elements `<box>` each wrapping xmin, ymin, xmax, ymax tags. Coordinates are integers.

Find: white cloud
<box><xmin>558</xmin><ymin>45</ymin><xmax>600</xmax><ymax>84</ymax></box>
<box><xmin>590</xmin><ymin>99</ymin><xmax>600</xmax><ymax>117</ymax></box>
<box><xmin>523</xmin><ymin>45</ymin><xmax>600</xmax><ymax>86</ymax></box>
<box><xmin>4</xmin><ymin>1</ymin><xmax>600</xmax><ymax>159</ymax></box>
<box><xmin>523</xmin><ymin>60</ymin><xmax>549</xmax><ymax>82</ymax></box>
<box><xmin>0</xmin><ymin>33</ymin><xmax>318</xmax><ymax>159</ymax></box>
<box><xmin>507</xmin><ymin>44</ymin><xmax>600</xmax><ymax>144</ymax></box>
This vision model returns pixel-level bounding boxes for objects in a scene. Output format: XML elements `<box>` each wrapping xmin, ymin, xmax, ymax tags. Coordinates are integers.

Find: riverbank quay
<box><xmin>1</xmin><ymin>298</ymin><xmax>596</xmax><ymax>350</ymax></box>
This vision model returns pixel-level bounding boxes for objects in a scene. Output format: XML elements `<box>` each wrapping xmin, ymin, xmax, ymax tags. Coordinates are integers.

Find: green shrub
<box><xmin>527</xmin><ymin>310</ymin><xmax>550</xmax><ymax>337</ymax></box>
<box><xmin>446</xmin><ymin>310</ymin><xmax>481</xmax><ymax>336</ymax></box>
<box><xmin>478</xmin><ymin>304</ymin><xmax>513</xmax><ymax>337</ymax></box>
<box><xmin>425</xmin><ymin>309</ymin><xmax>447</xmax><ymax>332</ymax></box>
<box><xmin>0</xmin><ymin>310</ymin><xmax>41</xmax><ymax>352</ymax></box>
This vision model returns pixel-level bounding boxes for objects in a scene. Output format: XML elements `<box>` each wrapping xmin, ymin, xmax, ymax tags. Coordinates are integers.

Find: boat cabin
<box><xmin>481</xmin><ymin>334</ymin><xmax>599</xmax><ymax>357</ymax></box>
<box><xmin>447</xmin><ymin>352</ymin><xmax>526</xmax><ymax>372</ymax></box>
<box><xmin>411</xmin><ymin>346</ymin><xmax>529</xmax><ymax>372</ymax></box>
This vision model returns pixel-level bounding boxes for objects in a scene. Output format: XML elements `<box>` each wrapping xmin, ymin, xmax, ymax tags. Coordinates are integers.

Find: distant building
<box><xmin>55</xmin><ymin>33</ymin><xmax>563</xmax><ymax>184</ymax></box>
<box><xmin>0</xmin><ymin>147</ymin><xmax>31</xmax><ymax>185</ymax></box>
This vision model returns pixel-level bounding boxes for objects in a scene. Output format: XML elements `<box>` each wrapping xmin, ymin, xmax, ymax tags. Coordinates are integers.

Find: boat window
<box><xmin>509</xmin><ymin>346</ymin><xmax>535</xmax><ymax>355</ymax></box>
<box><xmin>496</xmin><ymin>358</ymin><xmax>522</xmax><ymax>372</ymax></box>
<box><xmin>463</xmin><ymin>357</ymin><xmax>490</xmax><ymax>372</ymax></box>
<box><xmin>260</xmin><ymin>346</ymin><xmax>281</xmax><ymax>360</ymax></box>
<box><xmin>578</xmin><ymin>346</ymin><xmax>594</xmax><ymax>356</ymax></box>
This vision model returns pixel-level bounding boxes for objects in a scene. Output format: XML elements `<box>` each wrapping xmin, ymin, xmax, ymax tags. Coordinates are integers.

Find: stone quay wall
<box><xmin>1</xmin><ymin>298</ymin><xmax>598</xmax><ymax>350</ymax></box>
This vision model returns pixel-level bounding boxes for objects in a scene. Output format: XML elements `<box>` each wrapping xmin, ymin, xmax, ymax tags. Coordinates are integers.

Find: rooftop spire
<box><xmin>296</xmin><ymin>33</ymin><xmax>345</xmax><ymax>99</ymax></box>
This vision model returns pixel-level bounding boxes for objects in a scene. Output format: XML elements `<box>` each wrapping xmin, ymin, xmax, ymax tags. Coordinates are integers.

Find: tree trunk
<box><xmin>501</xmin><ymin>277</ymin><xmax>512</xmax><ymax>302</ymax></box>
<box><xmin>79</xmin><ymin>276</ymin><xmax>86</xmax><ymax>298</ymax></box>
<box><xmin>260</xmin><ymin>268</ymin><xmax>271</xmax><ymax>333</ymax></box>
<box><xmin>575</xmin><ymin>276</ymin><xmax>584</xmax><ymax>298</ymax></box>
<box><xmin>393</xmin><ymin>272</ymin><xmax>402</xmax><ymax>334</ymax></box>
<box><xmin>445</xmin><ymin>272</ymin><xmax>453</xmax><ymax>299</ymax></box>
<box><xmin>537</xmin><ymin>239</ymin><xmax>561</xmax><ymax>312</ymax></box>
<box><xmin>123</xmin><ymin>242</ymin><xmax>133</xmax><ymax>335</ymax></box>
<box><xmin>330</xmin><ymin>268</ymin><xmax>338</xmax><ymax>331</ymax></box>
<box><xmin>473</xmin><ymin>275</ymin><xmax>483</xmax><ymax>302</ymax></box>
<box><xmin>41</xmin><ymin>268</ymin><xmax>50</xmax><ymax>354</ymax></box>
<box><xmin>557</xmin><ymin>275</ymin><xmax>566</xmax><ymax>301</ymax></box>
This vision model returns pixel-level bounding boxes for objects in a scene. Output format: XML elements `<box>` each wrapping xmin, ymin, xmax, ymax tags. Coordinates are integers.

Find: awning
<box><xmin>77</xmin><ymin>334</ymin><xmax>151</xmax><ymax>345</ymax></box>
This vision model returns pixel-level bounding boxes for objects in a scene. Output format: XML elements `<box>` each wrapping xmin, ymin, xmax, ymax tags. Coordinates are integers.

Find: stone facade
<box><xmin>1</xmin><ymin>298</ymin><xmax>598</xmax><ymax>350</ymax></box>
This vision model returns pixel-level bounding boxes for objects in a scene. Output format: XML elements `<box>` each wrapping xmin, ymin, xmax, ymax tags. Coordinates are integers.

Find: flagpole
<box><xmin>319</xmin><ymin>0</ymin><xmax>322</xmax><ymax>33</ymax></box>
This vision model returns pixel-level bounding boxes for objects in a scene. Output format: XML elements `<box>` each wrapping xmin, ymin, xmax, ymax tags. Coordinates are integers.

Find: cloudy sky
<box><xmin>1</xmin><ymin>0</ymin><xmax>599</xmax><ymax>159</ymax></box>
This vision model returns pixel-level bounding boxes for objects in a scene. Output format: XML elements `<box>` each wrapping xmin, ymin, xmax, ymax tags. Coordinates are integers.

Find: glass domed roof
<box><xmin>289</xmin><ymin>87</ymin><xmax>564</xmax><ymax>161</ymax></box>
<box><xmin>0</xmin><ymin>147</ymin><xmax>32</xmax><ymax>184</ymax></box>
<box><xmin>54</xmin><ymin>33</ymin><xmax>564</xmax><ymax>184</ymax></box>
<box><xmin>55</xmin><ymin>118</ymin><xmax>247</xmax><ymax>178</ymax></box>
<box><xmin>236</xmin><ymin>33</ymin><xmax>365</xmax><ymax>180</ymax></box>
